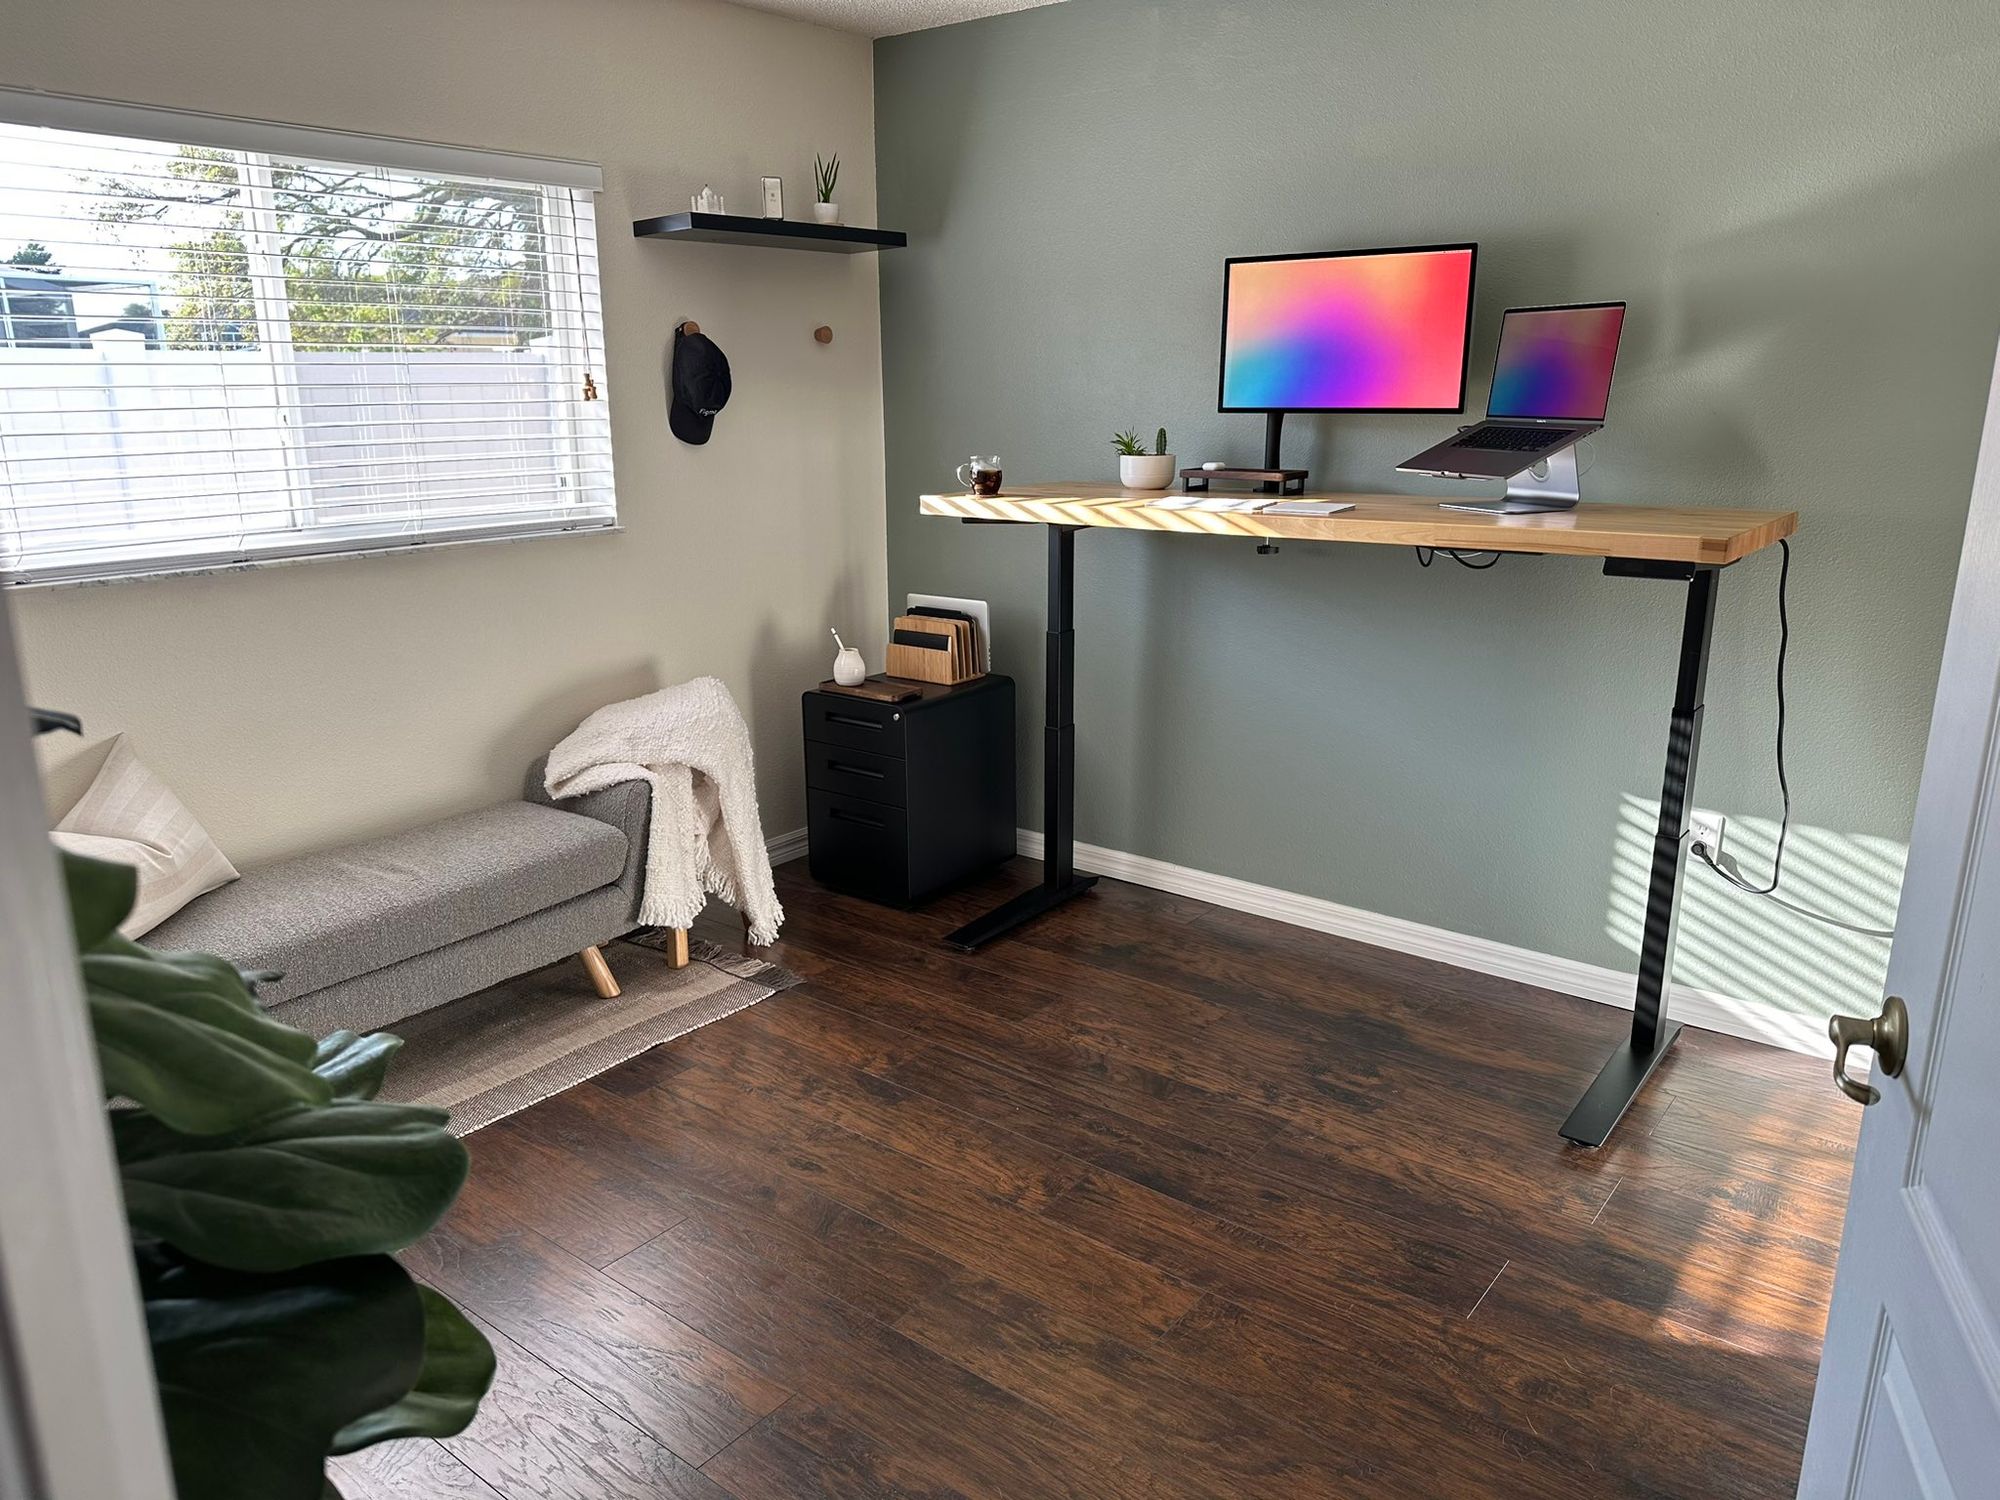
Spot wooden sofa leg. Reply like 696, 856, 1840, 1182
667, 929, 690, 969
580, 945, 621, 999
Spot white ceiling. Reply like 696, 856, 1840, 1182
728, 0, 1065, 39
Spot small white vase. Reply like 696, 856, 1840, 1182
1119, 453, 1176, 490
833, 645, 867, 686
812, 202, 841, 225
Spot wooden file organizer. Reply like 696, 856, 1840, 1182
886, 612, 981, 685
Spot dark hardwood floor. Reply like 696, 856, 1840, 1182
334, 857, 1858, 1500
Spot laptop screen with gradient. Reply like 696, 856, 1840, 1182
1486, 303, 1626, 423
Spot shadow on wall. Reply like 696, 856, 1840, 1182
33, 729, 117, 820
1664, 133, 2000, 510
1596, 139, 2000, 1047
488, 660, 665, 795
1607, 793, 1903, 1055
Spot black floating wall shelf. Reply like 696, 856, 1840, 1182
632, 212, 906, 254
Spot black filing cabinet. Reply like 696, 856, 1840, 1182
803, 676, 1015, 906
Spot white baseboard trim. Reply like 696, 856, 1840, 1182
768, 827, 810, 866
1016, 829, 1828, 1060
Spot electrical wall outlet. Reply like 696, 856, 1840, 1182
1689, 812, 1727, 860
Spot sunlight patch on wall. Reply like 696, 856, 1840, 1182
1606, 794, 1903, 1048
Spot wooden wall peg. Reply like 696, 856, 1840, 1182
813, 325, 834, 345
678, 320, 700, 336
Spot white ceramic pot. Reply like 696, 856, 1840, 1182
812, 202, 841, 225
1119, 453, 1177, 490
833, 645, 867, 686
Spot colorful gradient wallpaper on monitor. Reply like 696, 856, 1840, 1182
1486, 304, 1627, 421
1220, 245, 1476, 411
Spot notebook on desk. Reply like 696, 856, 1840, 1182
1260, 499, 1355, 517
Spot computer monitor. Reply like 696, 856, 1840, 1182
1219, 243, 1477, 478
1486, 302, 1626, 423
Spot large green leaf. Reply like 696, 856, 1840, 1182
331, 1287, 495, 1453
61, 849, 136, 949
116, 1102, 468, 1271
312, 1030, 402, 1102
88, 937, 328, 1134
141, 1246, 425, 1500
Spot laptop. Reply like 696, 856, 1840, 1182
1396, 302, 1627, 489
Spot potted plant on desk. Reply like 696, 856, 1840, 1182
1113, 426, 1176, 490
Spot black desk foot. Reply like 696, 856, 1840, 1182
945, 875, 1099, 951
1560, 1021, 1684, 1147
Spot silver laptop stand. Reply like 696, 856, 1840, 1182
1440, 444, 1581, 515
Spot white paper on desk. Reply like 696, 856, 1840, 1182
1259, 500, 1355, 517
1150, 493, 1274, 513
1183, 496, 1274, 513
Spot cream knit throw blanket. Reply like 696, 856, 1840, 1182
544, 676, 784, 944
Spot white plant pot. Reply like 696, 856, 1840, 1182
812, 202, 841, 225
1119, 453, 1176, 490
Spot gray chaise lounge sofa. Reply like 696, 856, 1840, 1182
145, 762, 687, 1036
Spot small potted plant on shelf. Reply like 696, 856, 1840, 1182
1113, 426, 1176, 490
813, 153, 841, 225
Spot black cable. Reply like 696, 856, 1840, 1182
1415, 547, 1501, 569
1689, 539, 1893, 939
1700, 537, 1789, 897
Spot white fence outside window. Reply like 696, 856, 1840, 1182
0, 93, 613, 587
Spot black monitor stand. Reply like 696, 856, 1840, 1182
1262, 412, 1288, 493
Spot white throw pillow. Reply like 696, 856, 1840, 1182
50, 735, 239, 939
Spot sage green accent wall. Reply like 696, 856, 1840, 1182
875, 0, 2000, 1035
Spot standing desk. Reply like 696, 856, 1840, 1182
919, 483, 1798, 1147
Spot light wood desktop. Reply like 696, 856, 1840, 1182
920, 483, 1795, 565
920, 481, 1800, 1148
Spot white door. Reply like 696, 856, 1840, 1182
1797, 342, 2000, 1495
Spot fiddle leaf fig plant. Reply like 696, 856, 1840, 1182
62, 850, 493, 1500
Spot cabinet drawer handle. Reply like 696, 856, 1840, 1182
829, 807, 885, 829
825, 712, 883, 732
827, 760, 885, 780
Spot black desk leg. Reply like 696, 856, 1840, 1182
1560, 564, 1721, 1147
946, 525, 1099, 950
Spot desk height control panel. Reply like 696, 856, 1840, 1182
802, 675, 1016, 908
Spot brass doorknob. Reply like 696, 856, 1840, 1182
1828, 995, 1909, 1106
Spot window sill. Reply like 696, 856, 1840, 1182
4, 518, 622, 591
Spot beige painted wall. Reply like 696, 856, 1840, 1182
8, 0, 886, 864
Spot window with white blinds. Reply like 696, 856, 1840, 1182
0, 92, 613, 587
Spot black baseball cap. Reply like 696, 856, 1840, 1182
669, 326, 732, 445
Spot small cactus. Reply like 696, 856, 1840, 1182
1155, 427, 1169, 455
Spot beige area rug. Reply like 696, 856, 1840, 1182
378, 933, 800, 1135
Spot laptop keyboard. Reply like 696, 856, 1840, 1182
1448, 427, 1567, 453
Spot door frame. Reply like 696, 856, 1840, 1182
0, 599, 175, 1500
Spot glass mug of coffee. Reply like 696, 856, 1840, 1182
956, 456, 1003, 497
